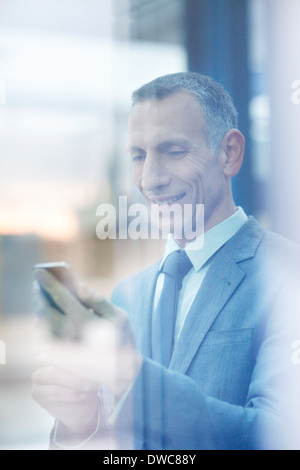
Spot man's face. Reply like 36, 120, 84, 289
128, 92, 230, 243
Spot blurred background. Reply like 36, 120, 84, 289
0, 0, 299, 449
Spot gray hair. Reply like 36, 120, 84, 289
132, 72, 238, 153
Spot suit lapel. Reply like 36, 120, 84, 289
169, 217, 265, 374
169, 256, 245, 373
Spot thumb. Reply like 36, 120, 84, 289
76, 283, 121, 322
77, 283, 135, 347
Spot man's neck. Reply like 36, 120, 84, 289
174, 204, 237, 248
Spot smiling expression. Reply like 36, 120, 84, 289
128, 92, 234, 245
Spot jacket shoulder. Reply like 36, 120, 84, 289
234, 216, 300, 270
259, 228, 300, 271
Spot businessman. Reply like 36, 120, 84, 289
32, 72, 300, 450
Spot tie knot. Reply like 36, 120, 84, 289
161, 250, 192, 289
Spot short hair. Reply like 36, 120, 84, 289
132, 72, 238, 152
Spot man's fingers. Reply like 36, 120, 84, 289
77, 286, 115, 320
32, 365, 98, 392
33, 282, 56, 315
48, 307, 81, 339
34, 269, 92, 325
76, 287, 136, 348
77, 285, 128, 325
34, 271, 128, 332
31, 383, 92, 405
33, 294, 80, 341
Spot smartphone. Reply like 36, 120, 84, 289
33, 261, 78, 314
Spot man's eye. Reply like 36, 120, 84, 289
132, 155, 145, 162
167, 150, 186, 157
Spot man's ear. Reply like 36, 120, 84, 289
220, 129, 245, 177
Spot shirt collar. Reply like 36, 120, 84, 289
161, 207, 248, 272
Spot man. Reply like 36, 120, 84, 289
32, 72, 300, 450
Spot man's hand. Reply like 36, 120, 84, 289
32, 353, 100, 440
31, 269, 143, 439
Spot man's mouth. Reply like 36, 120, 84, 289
150, 193, 186, 206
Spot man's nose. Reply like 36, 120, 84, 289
141, 153, 171, 192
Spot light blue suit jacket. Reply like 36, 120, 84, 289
111, 217, 300, 450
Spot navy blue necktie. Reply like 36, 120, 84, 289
152, 250, 192, 367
